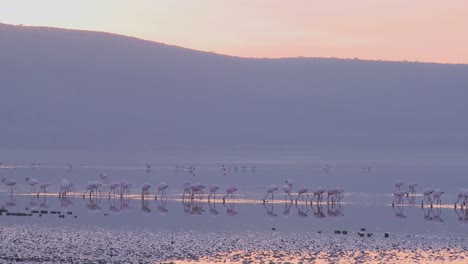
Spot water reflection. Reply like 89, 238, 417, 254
108, 198, 120, 213
392, 205, 407, 219
208, 201, 219, 216
25, 195, 39, 210
2, 194, 16, 209
39, 195, 48, 209
454, 208, 468, 225
84, 196, 101, 213
223, 201, 238, 216
59, 196, 75, 208
141, 197, 151, 214
295, 203, 308, 218
156, 198, 168, 215
263, 203, 277, 217
282, 202, 293, 217
312, 204, 326, 218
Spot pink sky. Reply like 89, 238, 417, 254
1, 0, 467, 64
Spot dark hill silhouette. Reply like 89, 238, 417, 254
1, 23, 467, 152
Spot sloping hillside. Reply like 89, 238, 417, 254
1, 23, 467, 152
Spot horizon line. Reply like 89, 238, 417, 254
2, 22, 467, 66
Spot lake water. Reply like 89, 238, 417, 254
0, 149, 467, 263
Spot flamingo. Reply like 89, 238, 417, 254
334, 187, 345, 203
310, 187, 326, 204
59, 179, 72, 197
392, 189, 409, 206
100, 173, 109, 185
432, 189, 444, 207
25, 178, 39, 193
394, 181, 404, 192
454, 189, 468, 208
263, 185, 278, 203
222, 186, 238, 204
83, 181, 102, 198
2, 178, 17, 193
283, 180, 293, 202
326, 188, 338, 204
191, 183, 205, 200
208, 184, 220, 201
120, 180, 132, 197
407, 183, 417, 196
141, 183, 152, 197
295, 186, 308, 204
182, 181, 192, 200
108, 181, 121, 198
37, 183, 49, 196
155, 182, 168, 200
421, 188, 434, 207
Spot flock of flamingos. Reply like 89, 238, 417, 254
1, 163, 468, 211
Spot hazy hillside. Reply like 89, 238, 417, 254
1, 23, 467, 152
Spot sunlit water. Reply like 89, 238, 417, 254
0, 149, 467, 262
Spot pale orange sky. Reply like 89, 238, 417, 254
1, 0, 467, 64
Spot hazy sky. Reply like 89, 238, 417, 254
1, 0, 467, 64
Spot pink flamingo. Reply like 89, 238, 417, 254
208, 184, 220, 201
421, 188, 434, 207
2, 178, 16, 193
141, 183, 152, 197
155, 182, 168, 200
263, 185, 278, 203
454, 189, 468, 208
222, 186, 238, 204
295, 186, 308, 204
310, 187, 326, 204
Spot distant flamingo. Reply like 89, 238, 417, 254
295, 186, 308, 204
392, 189, 409, 206
208, 184, 220, 201
2, 178, 16, 193
263, 185, 278, 203
394, 181, 404, 192
407, 183, 417, 196
310, 187, 326, 204
454, 189, 468, 208
334, 187, 345, 203
222, 186, 238, 204
326, 188, 338, 204
108, 181, 121, 198
182, 181, 192, 200
191, 183, 205, 200
432, 189, 444, 208
141, 183, 152, 197
26, 178, 39, 193
421, 188, 434, 207
120, 180, 132, 197
100, 173, 109, 185
155, 182, 168, 200
37, 183, 49, 196
283, 180, 293, 202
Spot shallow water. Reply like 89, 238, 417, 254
1, 149, 467, 262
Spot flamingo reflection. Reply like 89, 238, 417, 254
454, 207, 468, 225
295, 203, 308, 218
59, 196, 74, 208
223, 201, 238, 216
141, 197, 151, 214
108, 198, 120, 213
2, 194, 16, 209
156, 198, 168, 215
263, 202, 278, 218
311, 203, 326, 219
392, 204, 407, 219
282, 201, 293, 217
84, 196, 101, 213
208, 200, 219, 216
